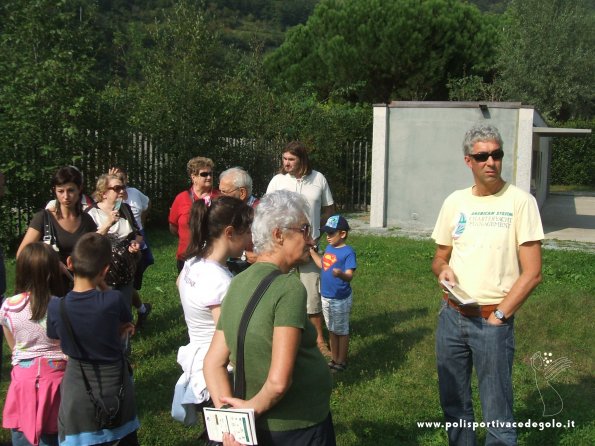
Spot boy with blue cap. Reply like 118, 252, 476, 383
309, 215, 357, 372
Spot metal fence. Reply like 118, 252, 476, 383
345, 139, 370, 212
1, 135, 370, 247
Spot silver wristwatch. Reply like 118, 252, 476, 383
493, 309, 507, 322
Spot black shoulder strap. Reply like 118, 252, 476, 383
119, 202, 140, 234
234, 269, 282, 400
83, 201, 98, 213
42, 210, 55, 244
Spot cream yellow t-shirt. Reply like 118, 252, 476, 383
432, 183, 544, 305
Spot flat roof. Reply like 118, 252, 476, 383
375, 101, 525, 109
533, 127, 592, 137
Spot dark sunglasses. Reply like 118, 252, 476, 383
468, 149, 504, 162
198, 171, 213, 178
107, 185, 125, 193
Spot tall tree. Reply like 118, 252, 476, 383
129, 1, 233, 194
0, 0, 100, 204
497, 0, 595, 120
265, 0, 497, 103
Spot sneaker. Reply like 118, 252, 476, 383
136, 303, 152, 330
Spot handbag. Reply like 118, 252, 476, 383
105, 239, 138, 288
59, 298, 126, 430
171, 348, 200, 425
104, 203, 141, 288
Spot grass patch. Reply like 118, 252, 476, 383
549, 184, 595, 193
1, 229, 594, 445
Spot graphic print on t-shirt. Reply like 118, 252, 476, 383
322, 253, 337, 271
452, 209, 514, 241
452, 212, 467, 239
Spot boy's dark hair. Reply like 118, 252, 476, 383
71, 233, 112, 279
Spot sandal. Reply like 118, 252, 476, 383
328, 361, 347, 372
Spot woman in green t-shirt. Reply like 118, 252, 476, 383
204, 190, 335, 446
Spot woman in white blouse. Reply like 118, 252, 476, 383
87, 173, 142, 309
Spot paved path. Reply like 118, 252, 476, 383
539, 192, 595, 244
347, 192, 595, 252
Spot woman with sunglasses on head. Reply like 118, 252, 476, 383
204, 190, 336, 446
169, 156, 220, 272
17, 167, 98, 294
86, 173, 142, 311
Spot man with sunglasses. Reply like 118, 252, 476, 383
266, 141, 335, 357
431, 123, 544, 445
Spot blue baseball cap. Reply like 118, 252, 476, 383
322, 215, 350, 232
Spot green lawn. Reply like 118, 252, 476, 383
549, 185, 595, 193
1, 229, 594, 445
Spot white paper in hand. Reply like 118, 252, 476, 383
441, 280, 478, 306
203, 407, 258, 445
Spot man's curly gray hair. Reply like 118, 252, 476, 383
462, 123, 503, 156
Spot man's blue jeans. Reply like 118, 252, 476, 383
436, 302, 517, 446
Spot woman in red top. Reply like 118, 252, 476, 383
169, 157, 219, 272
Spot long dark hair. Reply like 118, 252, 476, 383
183, 196, 253, 260
51, 166, 84, 219
15, 242, 63, 321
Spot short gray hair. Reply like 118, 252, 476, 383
462, 123, 503, 155
252, 190, 310, 254
219, 167, 253, 196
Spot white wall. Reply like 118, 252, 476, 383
370, 102, 541, 229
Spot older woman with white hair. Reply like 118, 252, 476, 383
204, 190, 335, 446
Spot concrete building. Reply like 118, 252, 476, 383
370, 101, 589, 230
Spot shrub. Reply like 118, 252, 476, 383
550, 118, 594, 187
